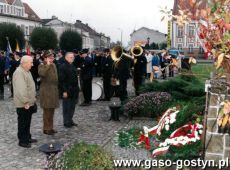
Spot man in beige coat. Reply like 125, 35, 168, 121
13, 55, 37, 148
38, 50, 59, 135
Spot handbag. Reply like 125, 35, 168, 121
30, 103, 37, 114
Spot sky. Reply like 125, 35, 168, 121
23, 0, 174, 46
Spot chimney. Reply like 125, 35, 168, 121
52, 15, 58, 19
76, 20, 81, 23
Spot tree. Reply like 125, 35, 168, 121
159, 42, 167, 50
150, 42, 159, 49
0, 23, 25, 51
59, 29, 82, 51
30, 27, 58, 50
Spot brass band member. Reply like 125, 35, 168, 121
79, 49, 93, 106
133, 49, 147, 96
101, 48, 113, 101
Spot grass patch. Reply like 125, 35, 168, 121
59, 143, 114, 170
191, 64, 214, 82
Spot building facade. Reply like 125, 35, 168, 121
0, 0, 42, 40
75, 20, 110, 50
130, 27, 166, 47
171, 0, 207, 58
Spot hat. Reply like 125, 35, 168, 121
73, 49, 79, 54
15, 51, 22, 57
80, 48, 89, 54
43, 50, 54, 58
103, 48, 110, 53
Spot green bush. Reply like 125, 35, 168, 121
0, 23, 25, 51
139, 75, 205, 101
60, 29, 82, 51
124, 92, 172, 118
30, 27, 58, 50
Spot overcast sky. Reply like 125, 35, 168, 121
23, 0, 174, 46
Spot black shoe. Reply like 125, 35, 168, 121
80, 102, 90, 106
29, 139, 37, 143
64, 124, 72, 128
19, 143, 31, 148
71, 122, 78, 126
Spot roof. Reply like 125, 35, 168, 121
6, 0, 14, 5
130, 27, 166, 36
172, 0, 207, 20
42, 19, 53, 25
23, 3, 41, 22
74, 20, 100, 36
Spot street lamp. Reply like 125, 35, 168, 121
117, 28, 123, 47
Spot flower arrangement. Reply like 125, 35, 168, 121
124, 92, 172, 118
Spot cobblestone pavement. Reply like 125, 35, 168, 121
0, 78, 157, 169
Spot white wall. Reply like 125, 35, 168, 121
130, 28, 166, 46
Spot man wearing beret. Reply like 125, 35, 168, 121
79, 49, 93, 106
101, 48, 113, 101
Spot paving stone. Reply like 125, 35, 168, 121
0, 78, 144, 169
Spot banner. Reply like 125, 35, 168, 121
167, 21, 171, 48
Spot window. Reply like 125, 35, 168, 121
177, 26, 183, 37
178, 44, 183, 51
199, 46, 204, 54
188, 25, 195, 37
29, 26, 34, 35
0, 5, 3, 13
188, 44, 193, 53
25, 26, 29, 36
16, 8, 21, 16
7, 5, 9, 13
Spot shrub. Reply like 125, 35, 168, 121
139, 75, 205, 101
124, 92, 172, 118
59, 29, 82, 51
30, 27, 58, 50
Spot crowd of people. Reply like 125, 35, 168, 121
0, 47, 182, 148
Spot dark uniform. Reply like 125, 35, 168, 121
133, 55, 147, 96
31, 54, 40, 91
101, 49, 113, 101
0, 54, 5, 99
113, 57, 132, 102
79, 49, 93, 105
60, 60, 79, 127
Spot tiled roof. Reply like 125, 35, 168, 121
173, 0, 207, 20
23, 3, 41, 22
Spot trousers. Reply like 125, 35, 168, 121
63, 98, 76, 125
43, 108, 55, 131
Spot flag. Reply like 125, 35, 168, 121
5, 37, 12, 70
15, 40, 20, 52
26, 40, 31, 56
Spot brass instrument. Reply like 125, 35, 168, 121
111, 46, 133, 62
130, 45, 144, 57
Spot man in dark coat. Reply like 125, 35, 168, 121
30, 52, 40, 91
60, 52, 79, 128
133, 53, 147, 96
79, 49, 93, 106
0, 52, 5, 99
101, 48, 113, 101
